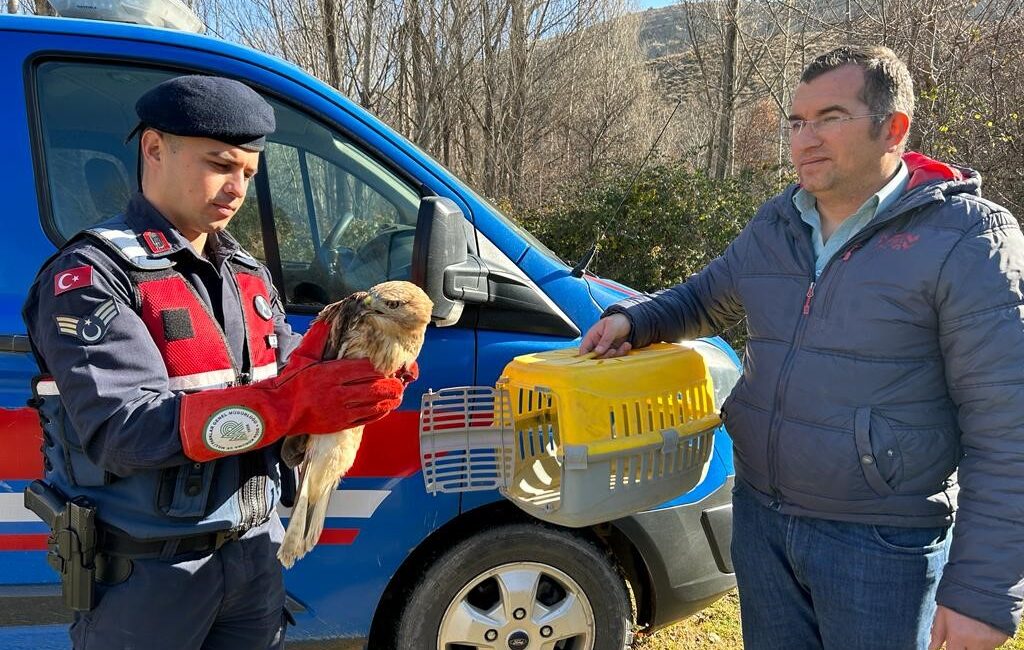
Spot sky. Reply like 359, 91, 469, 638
634, 0, 678, 10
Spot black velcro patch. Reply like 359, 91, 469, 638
161, 308, 195, 342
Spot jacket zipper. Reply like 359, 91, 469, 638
765, 192, 935, 501
815, 243, 862, 318
766, 277, 815, 502
767, 241, 866, 500
225, 261, 270, 530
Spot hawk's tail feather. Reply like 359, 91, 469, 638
278, 481, 310, 569
301, 480, 337, 556
277, 458, 340, 568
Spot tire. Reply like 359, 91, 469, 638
394, 521, 632, 650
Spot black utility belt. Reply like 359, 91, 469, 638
24, 480, 253, 611
101, 526, 246, 560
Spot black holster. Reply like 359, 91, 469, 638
24, 480, 97, 611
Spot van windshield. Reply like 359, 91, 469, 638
402, 139, 567, 266
465, 186, 567, 266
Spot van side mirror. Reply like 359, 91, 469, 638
412, 197, 488, 327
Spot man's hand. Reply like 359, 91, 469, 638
579, 314, 633, 359
929, 605, 1009, 650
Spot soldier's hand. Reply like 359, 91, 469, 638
579, 314, 632, 359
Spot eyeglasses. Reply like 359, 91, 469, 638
783, 113, 891, 137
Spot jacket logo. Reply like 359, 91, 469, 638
876, 233, 920, 251
54, 300, 119, 344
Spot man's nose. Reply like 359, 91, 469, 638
790, 127, 822, 157
223, 171, 247, 199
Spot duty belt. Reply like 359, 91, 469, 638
101, 526, 244, 559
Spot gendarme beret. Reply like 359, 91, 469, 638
129, 75, 275, 151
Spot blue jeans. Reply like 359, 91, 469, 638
731, 482, 951, 650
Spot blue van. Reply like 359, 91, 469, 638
0, 10, 738, 649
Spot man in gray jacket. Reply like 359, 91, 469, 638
581, 46, 1022, 649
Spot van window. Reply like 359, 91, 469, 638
33, 62, 264, 242
261, 100, 420, 306
33, 62, 418, 309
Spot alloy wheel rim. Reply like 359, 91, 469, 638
437, 561, 596, 650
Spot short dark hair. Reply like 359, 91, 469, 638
801, 46, 914, 138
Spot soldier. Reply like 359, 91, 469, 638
21, 75, 412, 649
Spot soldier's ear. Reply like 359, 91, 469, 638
140, 129, 165, 165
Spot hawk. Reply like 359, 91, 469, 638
277, 281, 432, 568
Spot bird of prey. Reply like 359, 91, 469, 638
277, 281, 432, 568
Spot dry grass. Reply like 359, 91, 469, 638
634, 591, 1024, 650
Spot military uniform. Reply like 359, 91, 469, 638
22, 76, 405, 650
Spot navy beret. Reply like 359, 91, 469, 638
130, 75, 275, 151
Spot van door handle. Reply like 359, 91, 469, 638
0, 335, 32, 353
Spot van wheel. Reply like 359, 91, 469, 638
395, 522, 632, 650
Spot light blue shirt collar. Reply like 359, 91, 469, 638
794, 161, 910, 277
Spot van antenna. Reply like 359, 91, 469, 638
570, 97, 683, 279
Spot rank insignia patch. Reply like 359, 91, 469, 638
55, 299, 120, 344
143, 230, 172, 254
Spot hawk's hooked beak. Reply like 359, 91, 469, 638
363, 293, 388, 315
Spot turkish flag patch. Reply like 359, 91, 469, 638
53, 265, 94, 296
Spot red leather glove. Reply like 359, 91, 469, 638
178, 321, 405, 461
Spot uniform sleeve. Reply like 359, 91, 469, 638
603, 218, 751, 348
22, 246, 188, 475
934, 207, 1024, 636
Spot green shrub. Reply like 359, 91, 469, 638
515, 163, 779, 349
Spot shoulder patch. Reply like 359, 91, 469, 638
54, 265, 94, 296
86, 224, 174, 270
54, 299, 120, 344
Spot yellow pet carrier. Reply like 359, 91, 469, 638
419, 342, 736, 528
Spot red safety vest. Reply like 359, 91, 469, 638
37, 224, 278, 396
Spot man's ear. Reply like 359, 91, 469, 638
886, 112, 911, 152
140, 129, 164, 166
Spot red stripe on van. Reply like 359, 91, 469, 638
317, 529, 358, 545
0, 534, 47, 551
1, 408, 44, 480
346, 410, 421, 479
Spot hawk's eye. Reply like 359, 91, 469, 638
383, 299, 404, 309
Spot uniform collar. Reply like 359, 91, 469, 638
124, 193, 251, 268
124, 193, 195, 259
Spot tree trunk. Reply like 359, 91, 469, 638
714, 0, 738, 179
322, 0, 341, 89
506, 0, 528, 200
358, 0, 375, 108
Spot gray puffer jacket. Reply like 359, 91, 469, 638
606, 153, 1024, 635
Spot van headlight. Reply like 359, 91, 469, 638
676, 339, 741, 412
